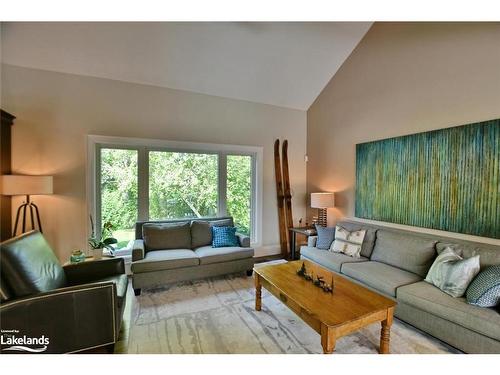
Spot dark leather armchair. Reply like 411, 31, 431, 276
0, 231, 128, 353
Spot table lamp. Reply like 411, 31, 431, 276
311, 192, 335, 227
0, 175, 53, 236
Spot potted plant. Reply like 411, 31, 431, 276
88, 216, 117, 259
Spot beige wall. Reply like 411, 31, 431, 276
2, 64, 307, 261
307, 22, 500, 240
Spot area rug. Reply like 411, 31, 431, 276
127, 272, 459, 354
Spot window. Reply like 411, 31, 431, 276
227, 155, 252, 236
89, 136, 262, 249
98, 148, 138, 248
149, 151, 218, 220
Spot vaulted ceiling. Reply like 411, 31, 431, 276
1, 22, 372, 110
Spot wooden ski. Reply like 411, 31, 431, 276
274, 139, 288, 258
282, 140, 293, 258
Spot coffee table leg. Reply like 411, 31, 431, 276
380, 307, 394, 354
321, 323, 336, 354
255, 273, 262, 311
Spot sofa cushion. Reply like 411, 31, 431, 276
131, 249, 199, 273
300, 246, 368, 273
142, 222, 192, 251
397, 281, 500, 341
191, 218, 234, 249
341, 261, 422, 297
195, 246, 254, 265
336, 221, 377, 258
370, 230, 437, 277
436, 242, 500, 268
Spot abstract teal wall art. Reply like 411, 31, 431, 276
355, 119, 499, 239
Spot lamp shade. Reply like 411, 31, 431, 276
0, 175, 53, 196
310, 192, 335, 208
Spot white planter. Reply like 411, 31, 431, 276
93, 248, 103, 260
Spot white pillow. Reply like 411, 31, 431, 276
425, 247, 480, 298
330, 226, 366, 258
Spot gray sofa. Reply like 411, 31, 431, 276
131, 217, 254, 296
300, 219, 500, 354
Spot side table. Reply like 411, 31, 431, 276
288, 227, 317, 260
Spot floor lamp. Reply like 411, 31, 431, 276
0, 175, 53, 236
311, 192, 335, 227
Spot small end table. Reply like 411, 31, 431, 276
288, 227, 317, 260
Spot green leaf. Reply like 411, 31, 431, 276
103, 237, 118, 245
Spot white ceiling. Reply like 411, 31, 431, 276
1, 22, 371, 110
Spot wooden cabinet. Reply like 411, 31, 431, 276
1, 110, 16, 241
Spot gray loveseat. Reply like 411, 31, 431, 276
300, 219, 500, 354
131, 217, 254, 295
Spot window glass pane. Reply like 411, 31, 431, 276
227, 155, 252, 236
100, 148, 138, 249
149, 151, 218, 220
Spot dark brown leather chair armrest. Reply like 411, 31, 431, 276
0, 282, 118, 353
63, 257, 125, 285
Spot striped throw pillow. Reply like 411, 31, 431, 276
330, 226, 366, 258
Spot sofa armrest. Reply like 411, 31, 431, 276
236, 233, 251, 248
132, 239, 145, 261
307, 236, 318, 247
63, 257, 125, 285
0, 282, 118, 353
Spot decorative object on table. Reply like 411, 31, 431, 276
315, 225, 335, 250
288, 226, 318, 260
273, 138, 294, 259
88, 216, 117, 260
466, 265, 500, 307
330, 226, 366, 258
425, 247, 480, 298
310, 192, 335, 227
295, 262, 334, 294
356, 119, 500, 239
211, 226, 239, 248
0, 174, 53, 236
70, 250, 86, 263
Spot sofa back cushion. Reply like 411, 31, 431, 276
370, 230, 437, 277
143, 222, 192, 251
336, 221, 377, 258
0, 231, 67, 298
436, 242, 500, 268
191, 218, 234, 249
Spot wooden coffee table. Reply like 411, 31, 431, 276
254, 259, 396, 354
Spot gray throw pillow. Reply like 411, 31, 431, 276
315, 225, 335, 250
425, 247, 480, 298
142, 221, 192, 251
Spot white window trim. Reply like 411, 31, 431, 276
86, 135, 263, 247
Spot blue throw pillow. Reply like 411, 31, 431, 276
315, 225, 336, 250
466, 265, 500, 307
212, 226, 239, 248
